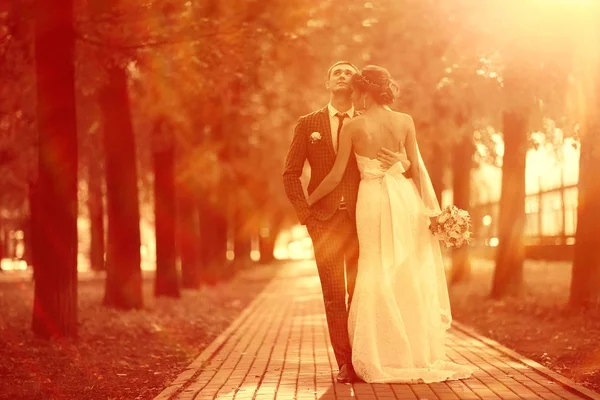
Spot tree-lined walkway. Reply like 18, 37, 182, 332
154, 260, 600, 400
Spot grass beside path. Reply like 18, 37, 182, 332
0, 262, 281, 400
449, 257, 600, 394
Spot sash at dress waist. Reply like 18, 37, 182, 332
378, 163, 415, 274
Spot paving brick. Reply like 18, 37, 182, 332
153, 261, 600, 400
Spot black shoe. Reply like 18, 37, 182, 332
336, 364, 357, 383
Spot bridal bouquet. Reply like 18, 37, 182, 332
429, 205, 473, 248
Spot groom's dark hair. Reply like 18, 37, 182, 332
327, 61, 359, 79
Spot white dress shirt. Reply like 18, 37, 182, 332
327, 103, 354, 153
327, 103, 354, 207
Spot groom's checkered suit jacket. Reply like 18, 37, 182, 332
283, 106, 361, 225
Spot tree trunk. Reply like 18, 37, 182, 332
491, 110, 527, 298
31, 0, 78, 338
197, 202, 210, 282
178, 190, 200, 289
153, 143, 179, 297
258, 234, 276, 264
258, 223, 279, 264
450, 136, 474, 284
88, 157, 105, 271
428, 144, 444, 205
198, 202, 228, 284
28, 181, 40, 273
233, 208, 252, 269
100, 66, 143, 309
570, 107, 600, 308
22, 213, 33, 268
209, 213, 228, 279
234, 234, 252, 267
0, 214, 4, 268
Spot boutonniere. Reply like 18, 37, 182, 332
309, 131, 322, 144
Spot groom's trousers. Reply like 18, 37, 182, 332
306, 209, 359, 368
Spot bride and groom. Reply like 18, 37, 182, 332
282, 61, 474, 383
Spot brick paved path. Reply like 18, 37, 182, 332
155, 261, 600, 400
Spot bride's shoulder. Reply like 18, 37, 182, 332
386, 110, 414, 126
391, 111, 414, 122
348, 114, 367, 128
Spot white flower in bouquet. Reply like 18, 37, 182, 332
429, 205, 473, 248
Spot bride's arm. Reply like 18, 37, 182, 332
307, 123, 354, 206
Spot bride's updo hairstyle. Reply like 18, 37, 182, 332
351, 65, 399, 105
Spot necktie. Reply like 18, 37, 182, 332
335, 113, 348, 151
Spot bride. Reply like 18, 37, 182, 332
307, 65, 474, 383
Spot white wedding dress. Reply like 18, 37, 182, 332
349, 153, 474, 383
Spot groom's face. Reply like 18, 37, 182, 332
326, 64, 357, 94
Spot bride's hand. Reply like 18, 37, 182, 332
377, 148, 410, 171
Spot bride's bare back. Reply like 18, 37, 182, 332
350, 109, 410, 159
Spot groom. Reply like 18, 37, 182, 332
282, 61, 406, 383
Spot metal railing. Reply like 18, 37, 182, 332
470, 184, 578, 249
